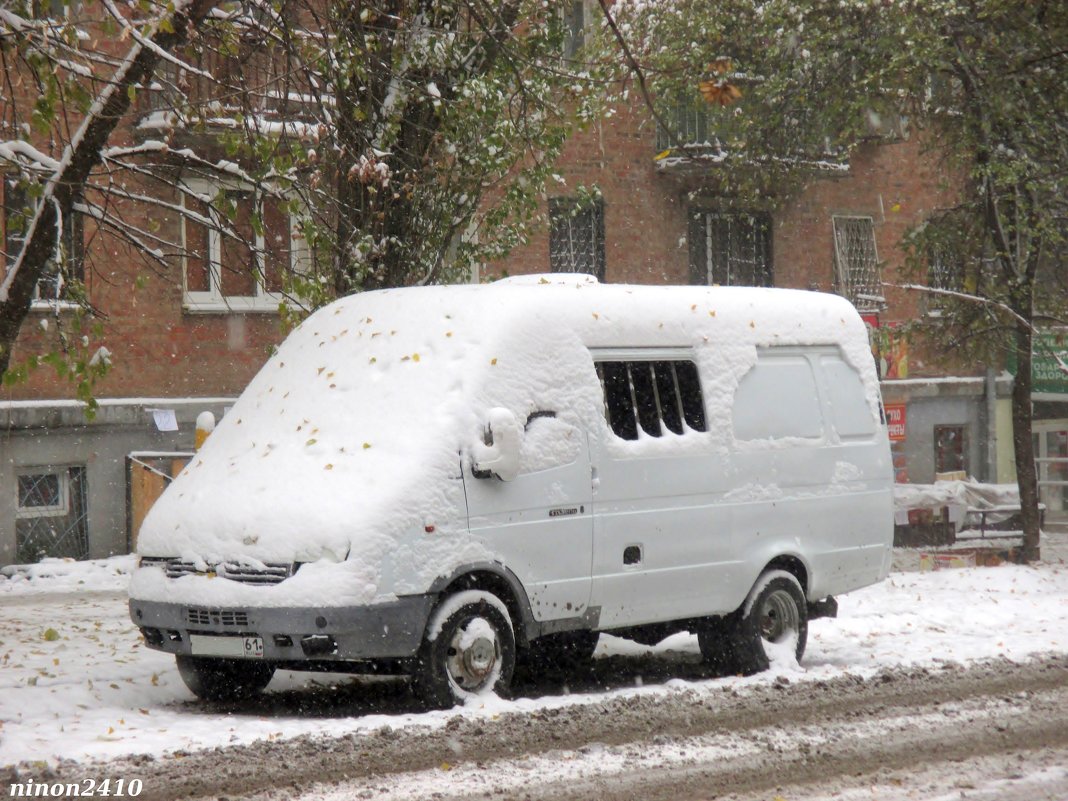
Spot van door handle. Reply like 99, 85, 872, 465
623, 545, 642, 565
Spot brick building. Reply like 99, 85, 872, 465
502, 98, 1066, 516
2, 13, 1066, 566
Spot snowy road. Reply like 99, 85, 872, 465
3, 555, 1068, 799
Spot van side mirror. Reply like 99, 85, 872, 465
472, 408, 522, 481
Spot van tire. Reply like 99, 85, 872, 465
521, 630, 599, 672
699, 571, 808, 676
411, 591, 516, 709
175, 655, 275, 701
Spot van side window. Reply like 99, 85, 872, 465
595, 360, 707, 440
819, 356, 877, 439
733, 353, 823, 441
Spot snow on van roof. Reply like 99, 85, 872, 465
134, 279, 876, 606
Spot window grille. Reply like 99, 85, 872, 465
15, 466, 89, 563
549, 196, 605, 280
656, 103, 711, 151
595, 360, 706, 441
927, 243, 964, 292
832, 215, 883, 310
701, 212, 772, 286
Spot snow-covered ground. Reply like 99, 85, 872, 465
1, 553, 1067, 768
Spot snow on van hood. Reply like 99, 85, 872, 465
135, 277, 877, 603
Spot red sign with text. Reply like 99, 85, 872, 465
885, 403, 907, 441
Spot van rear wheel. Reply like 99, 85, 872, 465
175, 655, 275, 701
699, 570, 807, 676
411, 590, 516, 709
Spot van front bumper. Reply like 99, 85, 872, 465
128, 595, 435, 661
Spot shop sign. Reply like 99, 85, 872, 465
884, 403, 907, 441
1032, 331, 1068, 394
1008, 329, 1068, 395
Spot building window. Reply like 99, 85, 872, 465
17, 471, 68, 517
934, 425, 967, 476
595, 359, 706, 441
15, 466, 89, 563
2, 177, 84, 307
832, 215, 884, 311
924, 242, 964, 316
927, 244, 963, 292
182, 181, 303, 312
689, 210, 772, 286
549, 196, 605, 280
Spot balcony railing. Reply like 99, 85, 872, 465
134, 45, 318, 127
654, 100, 847, 171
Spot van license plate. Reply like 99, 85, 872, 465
190, 635, 264, 659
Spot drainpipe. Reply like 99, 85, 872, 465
986, 368, 998, 482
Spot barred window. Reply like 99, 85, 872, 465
549, 196, 605, 280
15, 466, 89, 563
689, 211, 772, 286
832, 215, 884, 311
928, 243, 964, 292
595, 360, 706, 441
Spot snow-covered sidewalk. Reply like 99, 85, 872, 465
2, 555, 1067, 768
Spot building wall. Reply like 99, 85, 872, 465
881, 380, 990, 484
496, 103, 691, 285
2, 186, 287, 402
492, 105, 966, 384
0, 399, 232, 565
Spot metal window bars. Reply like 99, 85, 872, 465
832, 215, 884, 311
595, 360, 706, 440
704, 212, 772, 287
15, 466, 89, 562
549, 197, 605, 280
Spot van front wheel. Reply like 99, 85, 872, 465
411, 590, 516, 708
700, 571, 807, 676
175, 655, 275, 701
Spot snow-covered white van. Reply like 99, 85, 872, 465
129, 275, 893, 706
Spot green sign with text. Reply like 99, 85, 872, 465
1031, 331, 1068, 395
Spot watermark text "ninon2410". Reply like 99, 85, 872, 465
8, 778, 143, 798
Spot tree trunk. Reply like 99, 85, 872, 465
0, 0, 214, 380
1010, 321, 1042, 562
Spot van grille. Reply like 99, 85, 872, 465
162, 559, 293, 584
187, 608, 250, 628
